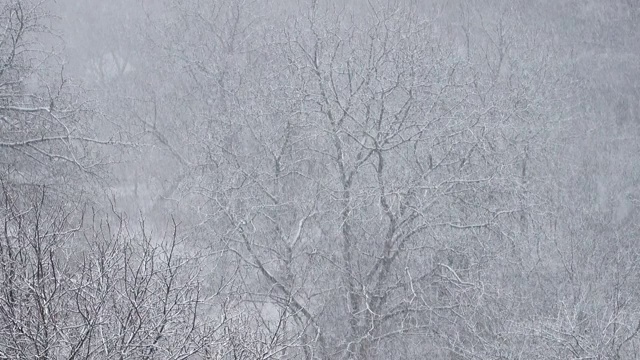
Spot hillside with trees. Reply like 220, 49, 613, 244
1, 0, 639, 358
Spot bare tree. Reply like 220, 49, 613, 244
0, 0, 119, 186
0, 181, 237, 359
182, 1, 569, 358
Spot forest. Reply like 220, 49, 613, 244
1, 0, 640, 358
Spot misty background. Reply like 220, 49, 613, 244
1, 0, 639, 358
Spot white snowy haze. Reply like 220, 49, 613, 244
1, 0, 639, 358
